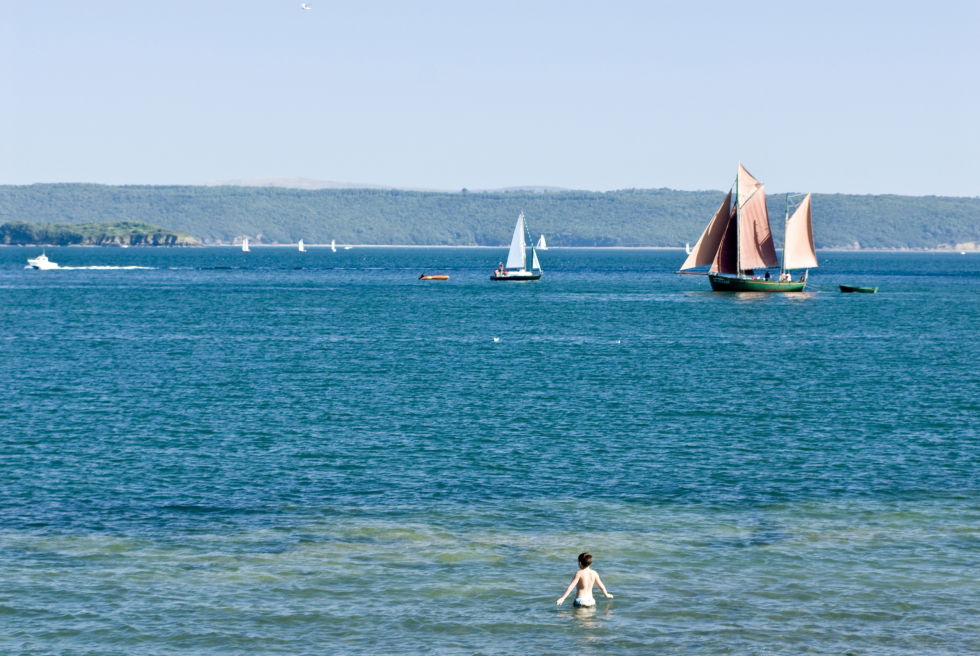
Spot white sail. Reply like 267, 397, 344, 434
531, 247, 541, 271
242, 237, 250, 253
536, 234, 548, 250
298, 239, 306, 252
330, 239, 337, 253
685, 242, 691, 254
505, 211, 527, 270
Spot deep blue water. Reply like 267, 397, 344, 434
1, 247, 978, 655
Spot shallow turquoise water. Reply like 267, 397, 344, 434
1, 247, 977, 654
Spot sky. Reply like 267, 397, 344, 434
2, 0, 978, 196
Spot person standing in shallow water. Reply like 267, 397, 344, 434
556, 552, 613, 607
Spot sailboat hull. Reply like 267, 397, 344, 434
490, 272, 541, 281
708, 274, 806, 292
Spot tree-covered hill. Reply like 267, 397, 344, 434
0, 184, 976, 249
0, 220, 199, 246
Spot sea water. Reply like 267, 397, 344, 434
1, 247, 977, 655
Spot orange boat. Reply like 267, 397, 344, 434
419, 274, 450, 280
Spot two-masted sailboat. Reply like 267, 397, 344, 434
491, 211, 542, 281
679, 163, 818, 291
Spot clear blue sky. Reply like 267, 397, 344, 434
3, 0, 978, 195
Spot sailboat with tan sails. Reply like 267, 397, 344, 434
678, 163, 818, 291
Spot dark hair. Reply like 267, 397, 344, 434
578, 552, 592, 568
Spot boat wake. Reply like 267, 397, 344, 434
26, 265, 157, 270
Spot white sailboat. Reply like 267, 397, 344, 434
330, 239, 337, 253
242, 237, 251, 253
536, 234, 548, 250
298, 239, 307, 253
685, 242, 692, 254
490, 211, 542, 281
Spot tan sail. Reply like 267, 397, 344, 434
735, 163, 779, 271
679, 191, 732, 270
782, 193, 818, 270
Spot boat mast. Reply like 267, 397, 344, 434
735, 171, 741, 277
782, 193, 808, 280
522, 211, 536, 271
782, 193, 790, 277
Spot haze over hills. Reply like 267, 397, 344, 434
204, 177, 569, 194
0, 183, 977, 250
204, 177, 438, 192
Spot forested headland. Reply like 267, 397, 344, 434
0, 184, 977, 250
0, 220, 199, 247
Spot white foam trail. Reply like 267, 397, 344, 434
50, 266, 156, 270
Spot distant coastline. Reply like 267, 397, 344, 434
6, 242, 974, 253
2, 183, 977, 251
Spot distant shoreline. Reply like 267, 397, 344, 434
5, 244, 976, 253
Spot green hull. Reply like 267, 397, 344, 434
708, 274, 806, 292
839, 285, 877, 293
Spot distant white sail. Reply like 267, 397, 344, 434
330, 239, 337, 253
685, 242, 691, 254
298, 239, 306, 252
242, 237, 250, 253
536, 234, 548, 250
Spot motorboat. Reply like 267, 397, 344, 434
27, 253, 59, 270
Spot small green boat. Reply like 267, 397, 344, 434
839, 284, 878, 293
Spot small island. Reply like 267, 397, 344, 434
0, 220, 200, 247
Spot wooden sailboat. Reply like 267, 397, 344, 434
678, 163, 818, 292
491, 211, 542, 281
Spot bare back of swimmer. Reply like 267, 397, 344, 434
556, 552, 613, 607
